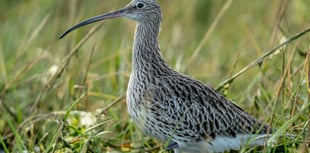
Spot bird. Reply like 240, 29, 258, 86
59, 0, 273, 152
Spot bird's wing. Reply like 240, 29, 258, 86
149, 74, 269, 142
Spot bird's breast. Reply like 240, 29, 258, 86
126, 73, 151, 128
126, 73, 171, 141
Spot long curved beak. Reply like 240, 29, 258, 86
59, 7, 130, 39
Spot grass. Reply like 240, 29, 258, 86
0, 0, 309, 152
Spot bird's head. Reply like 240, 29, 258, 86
59, 0, 162, 39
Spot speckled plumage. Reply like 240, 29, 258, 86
59, 0, 272, 152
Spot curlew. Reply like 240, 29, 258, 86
60, 0, 275, 152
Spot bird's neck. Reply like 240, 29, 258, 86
132, 21, 171, 75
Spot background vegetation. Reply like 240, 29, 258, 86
0, 0, 309, 152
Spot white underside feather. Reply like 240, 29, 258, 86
174, 134, 271, 153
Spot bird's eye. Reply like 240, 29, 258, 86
136, 2, 145, 9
